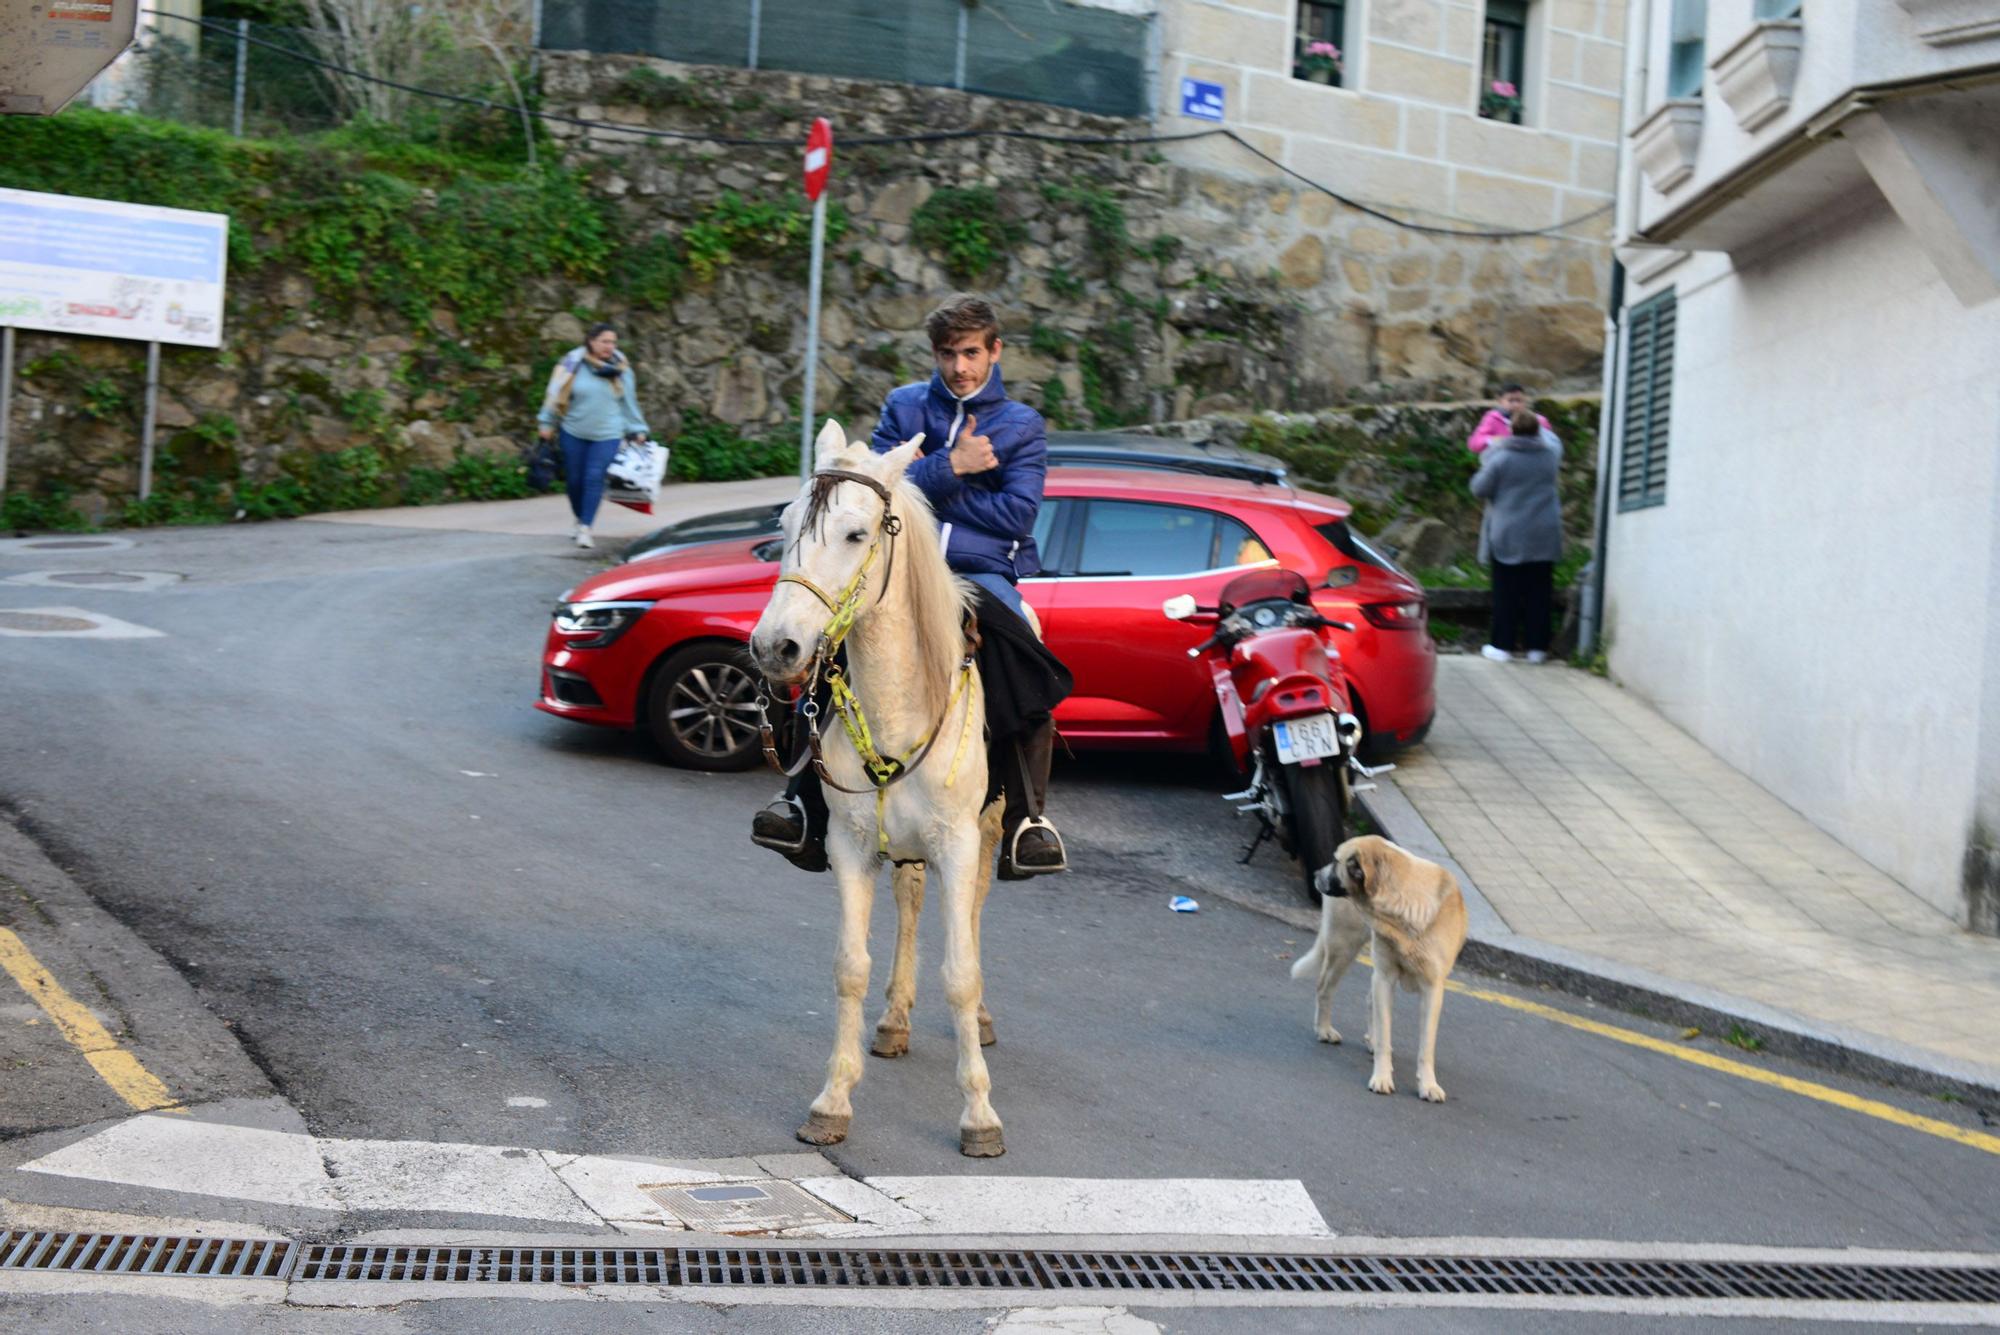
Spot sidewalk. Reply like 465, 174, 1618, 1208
1366, 654, 2000, 1094
301, 476, 801, 539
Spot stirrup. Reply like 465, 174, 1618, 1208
1004, 816, 1068, 873
751, 795, 809, 855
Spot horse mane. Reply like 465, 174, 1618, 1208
882, 469, 974, 721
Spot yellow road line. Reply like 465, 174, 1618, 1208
0, 927, 179, 1112
1442, 971, 2000, 1156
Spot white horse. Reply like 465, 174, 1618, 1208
749, 420, 1009, 1157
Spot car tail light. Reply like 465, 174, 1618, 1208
1360, 599, 1426, 630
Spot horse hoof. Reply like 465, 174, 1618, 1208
978, 1016, 997, 1047
796, 1112, 851, 1146
871, 1028, 909, 1058
959, 1125, 1005, 1158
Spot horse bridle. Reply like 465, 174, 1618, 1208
756, 469, 977, 825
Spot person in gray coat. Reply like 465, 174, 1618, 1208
1469, 409, 1563, 663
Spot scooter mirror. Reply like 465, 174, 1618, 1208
1161, 594, 1199, 621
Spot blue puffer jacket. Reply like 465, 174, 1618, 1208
869, 369, 1046, 580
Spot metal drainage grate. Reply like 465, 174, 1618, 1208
681, 1248, 1041, 1289
0, 1230, 293, 1279
7, 1232, 1998, 1304
0, 611, 99, 633
294, 1245, 671, 1285
647, 1180, 852, 1234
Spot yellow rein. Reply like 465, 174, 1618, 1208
774, 506, 976, 856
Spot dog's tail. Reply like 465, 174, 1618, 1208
1289, 935, 1325, 981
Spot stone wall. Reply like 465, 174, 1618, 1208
2, 53, 1610, 520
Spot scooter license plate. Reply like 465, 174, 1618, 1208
1274, 713, 1340, 765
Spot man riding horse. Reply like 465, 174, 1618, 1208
753, 295, 1070, 880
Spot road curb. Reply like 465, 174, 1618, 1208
1353, 781, 2000, 1109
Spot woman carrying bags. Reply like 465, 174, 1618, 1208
538, 322, 649, 550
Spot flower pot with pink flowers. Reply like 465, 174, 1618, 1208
1480, 79, 1524, 123
1296, 41, 1344, 85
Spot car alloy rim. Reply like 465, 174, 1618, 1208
668, 661, 763, 758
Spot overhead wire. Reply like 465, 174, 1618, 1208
142, 8, 1612, 241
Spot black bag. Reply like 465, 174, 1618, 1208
525, 434, 564, 491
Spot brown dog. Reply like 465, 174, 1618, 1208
1295, 835, 1468, 1102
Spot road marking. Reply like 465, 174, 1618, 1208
21, 1114, 1330, 1237
0, 605, 165, 638
1440, 973, 2000, 1157
0, 928, 179, 1113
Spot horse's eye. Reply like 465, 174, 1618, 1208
846, 530, 867, 544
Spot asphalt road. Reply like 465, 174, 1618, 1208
1, 519, 1997, 1328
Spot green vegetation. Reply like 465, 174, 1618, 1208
910, 186, 1024, 284
1723, 1024, 1765, 1053
684, 190, 849, 283
1041, 181, 1128, 273
668, 410, 799, 482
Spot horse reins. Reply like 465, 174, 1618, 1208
756, 469, 978, 854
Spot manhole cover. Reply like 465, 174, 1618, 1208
645, 1181, 851, 1235
0, 612, 98, 633
48, 572, 145, 586
30, 541, 112, 550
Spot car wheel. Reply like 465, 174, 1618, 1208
1278, 757, 1347, 906
645, 642, 765, 771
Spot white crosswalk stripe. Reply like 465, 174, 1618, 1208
19, 1113, 1333, 1238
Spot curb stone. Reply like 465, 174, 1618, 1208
1351, 780, 2000, 1111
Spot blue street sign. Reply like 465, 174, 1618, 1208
1179, 77, 1225, 123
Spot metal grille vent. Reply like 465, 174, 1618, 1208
294, 1245, 671, 1284
680, 1248, 1041, 1289
0, 1230, 293, 1279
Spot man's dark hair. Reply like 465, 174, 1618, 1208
1498, 381, 1526, 396
926, 295, 1001, 351
1509, 408, 1540, 436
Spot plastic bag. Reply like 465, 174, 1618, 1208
605, 438, 669, 514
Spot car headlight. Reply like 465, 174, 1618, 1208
552, 600, 653, 648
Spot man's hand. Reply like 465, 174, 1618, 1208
951, 415, 999, 476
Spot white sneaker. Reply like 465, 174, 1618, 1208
1480, 644, 1513, 663
1525, 650, 1549, 664
574, 526, 594, 550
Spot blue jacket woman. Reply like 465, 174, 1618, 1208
537, 322, 649, 550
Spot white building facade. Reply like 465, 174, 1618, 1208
1601, 0, 2000, 931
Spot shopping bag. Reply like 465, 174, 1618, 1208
605, 437, 669, 514
525, 434, 564, 491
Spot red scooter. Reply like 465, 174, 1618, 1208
1164, 568, 1390, 903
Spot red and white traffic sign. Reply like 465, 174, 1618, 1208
803, 117, 833, 202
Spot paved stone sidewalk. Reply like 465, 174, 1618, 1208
1385, 655, 2000, 1077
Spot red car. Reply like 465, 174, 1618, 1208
537, 455, 1436, 771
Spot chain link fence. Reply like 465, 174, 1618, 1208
536, 0, 1155, 119
97, 16, 517, 146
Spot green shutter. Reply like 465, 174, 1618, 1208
1619, 292, 1674, 511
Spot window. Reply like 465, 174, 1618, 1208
1294, 1, 1347, 88
1618, 292, 1675, 511
1667, 0, 1706, 98
1073, 501, 1243, 578
1753, 0, 1801, 17
1030, 499, 1065, 561
1215, 517, 1273, 569
1480, 1, 1528, 124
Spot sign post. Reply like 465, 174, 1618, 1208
0, 186, 227, 507
798, 117, 833, 480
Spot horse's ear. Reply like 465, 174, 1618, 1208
879, 432, 925, 478
813, 418, 848, 468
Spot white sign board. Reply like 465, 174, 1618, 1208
0, 186, 228, 347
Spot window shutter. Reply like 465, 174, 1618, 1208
1619, 292, 1674, 510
